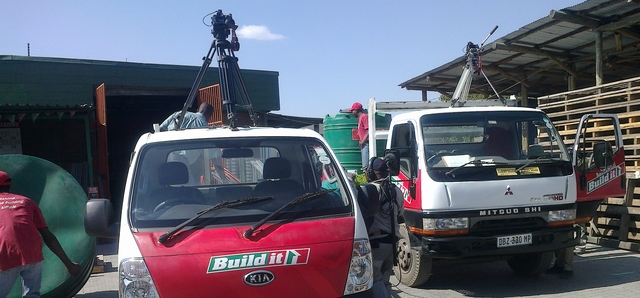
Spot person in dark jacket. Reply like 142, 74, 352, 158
366, 158, 404, 297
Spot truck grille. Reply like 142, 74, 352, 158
470, 217, 547, 235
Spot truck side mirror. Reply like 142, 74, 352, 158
593, 141, 613, 168
84, 199, 119, 238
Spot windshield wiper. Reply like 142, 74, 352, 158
158, 196, 272, 244
515, 156, 551, 174
445, 158, 506, 177
244, 189, 335, 238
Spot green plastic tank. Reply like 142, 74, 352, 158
323, 112, 391, 173
0, 154, 95, 298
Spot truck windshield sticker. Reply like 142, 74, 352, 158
587, 165, 623, 194
207, 248, 310, 273
496, 167, 540, 176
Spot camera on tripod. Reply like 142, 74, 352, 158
211, 10, 237, 41
179, 9, 255, 129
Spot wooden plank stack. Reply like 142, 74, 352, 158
537, 76, 640, 251
538, 76, 640, 172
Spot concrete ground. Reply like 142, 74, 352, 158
74, 240, 118, 298
74, 241, 640, 298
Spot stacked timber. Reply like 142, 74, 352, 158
538, 76, 640, 172
587, 178, 640, 251
538, 76, 640, 251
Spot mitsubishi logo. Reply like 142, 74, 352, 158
504, 185, 513, 195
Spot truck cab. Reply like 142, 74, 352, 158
84, 126, 374, 297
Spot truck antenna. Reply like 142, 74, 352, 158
177, 9, 258, 130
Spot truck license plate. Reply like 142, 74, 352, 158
497, 233, 532, 248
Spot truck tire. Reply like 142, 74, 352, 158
393, 224, 431, 287
507, 251, 554, 276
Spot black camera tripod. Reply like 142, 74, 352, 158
177, 9, 258, 129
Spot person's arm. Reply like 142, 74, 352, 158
39, 227, 82, 276
359, 114, 369, 148
395, 187, 405, 223
361, 132, 369, 144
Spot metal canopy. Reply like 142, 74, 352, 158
400, 0, 640, 99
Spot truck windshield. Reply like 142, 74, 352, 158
421, 110, 569, 168
129, 137, 352, 229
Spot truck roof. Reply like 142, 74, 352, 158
390, 106, 544, 122
134, 126, 323, 150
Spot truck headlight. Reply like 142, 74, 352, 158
419, 218, 469, 236
119, 258, 159, 298
548, 209, 576, 226
343, 238, 373, 295
424, 218, 469, 230
418, 217, 469, 236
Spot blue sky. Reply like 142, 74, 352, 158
1, 0, 581, 118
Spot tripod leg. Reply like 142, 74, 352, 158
218, 53, 238, 128
229, 61, 258, 126
480, 70, 506, 105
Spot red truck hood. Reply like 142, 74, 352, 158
134, 216, 355, 297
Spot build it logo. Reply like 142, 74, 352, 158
207, 249, 310, 273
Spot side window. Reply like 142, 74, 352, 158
390, 123, 412, 177
313, 146, 339, 190
575, 117, 619, 170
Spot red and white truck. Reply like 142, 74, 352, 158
85, 127, 375, 297
367, 98, 626, 286
366, 27, 627, 286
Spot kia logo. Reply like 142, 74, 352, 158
244, 270, 274, 286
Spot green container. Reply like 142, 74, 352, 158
323, 112, 391, 173
0, 155, 95, 298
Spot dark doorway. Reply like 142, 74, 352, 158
105, 89, 192, 214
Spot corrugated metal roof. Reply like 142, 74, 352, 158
400, 0, 640, 99
0, 55, 279, 111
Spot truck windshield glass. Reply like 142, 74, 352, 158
129, 137, 352, 229
421, 111, 569, 168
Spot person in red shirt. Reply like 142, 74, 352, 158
349, 102, 369, 169
0, 171, 81, 298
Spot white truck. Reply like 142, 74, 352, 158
366, 28, 627, 287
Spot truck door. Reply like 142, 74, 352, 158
389, 121, 420, 210
572, 114, 625, 210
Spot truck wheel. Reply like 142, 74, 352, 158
392, 224, 431, 287
507, 251, 554, 276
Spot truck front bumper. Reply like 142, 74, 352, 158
421, 225, 580, 258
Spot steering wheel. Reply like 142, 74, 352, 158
153, 199, 184, 213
